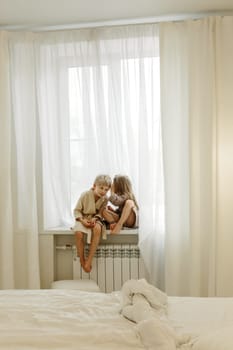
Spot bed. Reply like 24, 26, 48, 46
0, 279, 233, 350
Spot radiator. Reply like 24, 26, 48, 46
73, 244, 146, 292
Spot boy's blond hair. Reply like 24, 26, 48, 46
94, 174, 111, 188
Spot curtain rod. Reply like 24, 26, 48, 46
1, 10, 233, 32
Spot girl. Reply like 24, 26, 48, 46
103, 175, 139, 234
73, 174, 111, 272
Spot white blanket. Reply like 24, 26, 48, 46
192, 326, 233, 350
2, 283, 232, 350
0, 289, 145, 350
120, 279, 190, 350
167, 296, 233, 350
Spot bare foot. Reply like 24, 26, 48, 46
80, 258, 86, 269
110, 222, 122, 234
83, 261, 92, 273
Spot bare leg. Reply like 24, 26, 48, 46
102, 208, 119, 224
75, 231, 85, 268
111, 200, 136, 234
84, 223, 101, 273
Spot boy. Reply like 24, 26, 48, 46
73, 174, 111, 273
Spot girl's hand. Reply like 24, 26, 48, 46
107, 205, 115, 212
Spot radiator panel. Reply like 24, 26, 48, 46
73, 244, 146, 292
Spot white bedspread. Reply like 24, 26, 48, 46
0, 289, 144, 350
1, 284, 233, 350
167, 296, 233, 350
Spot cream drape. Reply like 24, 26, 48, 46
160, 16, 233, 296
0, 32, 40, 288
215, 17, 233, 296
0, 32, 15, 288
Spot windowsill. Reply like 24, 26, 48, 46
40, 227, 139, 244
40, 227, 138, 235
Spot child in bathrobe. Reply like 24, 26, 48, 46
102, 175, 139, 234
73, 174, 111, 273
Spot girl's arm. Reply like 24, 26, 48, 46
108, 193, 128, 207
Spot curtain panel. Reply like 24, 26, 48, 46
0, 32, 15, 288
0, 31, 40, 288
160, 16, 233, 296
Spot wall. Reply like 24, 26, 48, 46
39, 230, 140, 289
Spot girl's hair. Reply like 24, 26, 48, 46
94, 174, 111, 188
113, 175, 139, 209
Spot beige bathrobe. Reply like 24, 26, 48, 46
73, 189, 108, 243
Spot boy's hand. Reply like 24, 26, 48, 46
82, 218, 95, 228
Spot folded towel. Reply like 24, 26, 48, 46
121, 278, 167, 311
120, 279, 190, 350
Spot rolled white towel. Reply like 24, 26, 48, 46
137, 318, 177, 350
121, 279, 167, 310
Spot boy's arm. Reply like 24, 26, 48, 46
74, 193, 85, 220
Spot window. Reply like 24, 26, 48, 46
68, 57, 160, 213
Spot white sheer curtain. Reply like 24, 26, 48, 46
34, 25, 163, 285
160, 16, 233, 296
0, 24, 163, 288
